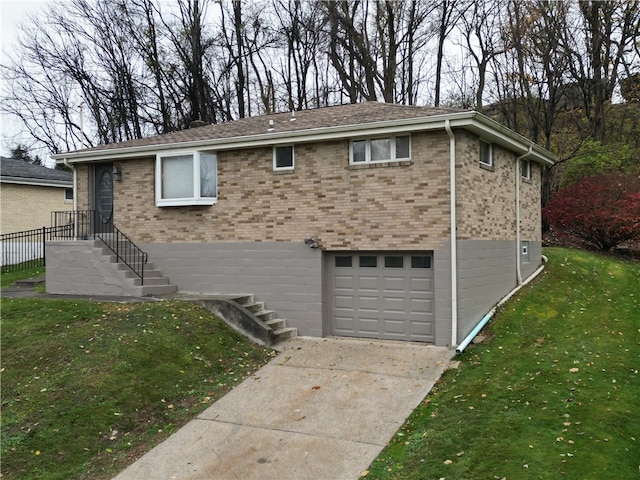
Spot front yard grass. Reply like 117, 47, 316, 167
0, 299, 275, 480
367, 247, 640, 479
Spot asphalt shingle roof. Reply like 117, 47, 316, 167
67, 102, 463, 155
1, 157, 73, 184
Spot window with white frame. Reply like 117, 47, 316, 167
521, 159, 531, 180
156, 151, 217, 207
64, 188, 74, 202
350, 135, 411, 164
273, 145, 294, 170
479, 140, 493, 167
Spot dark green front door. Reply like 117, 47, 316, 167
94, 163, 113, 232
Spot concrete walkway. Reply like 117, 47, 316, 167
113, 336, 454, 480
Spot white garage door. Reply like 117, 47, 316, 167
328, 252, 435, 342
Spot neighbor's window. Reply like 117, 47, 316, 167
521, 159, 531, 180
156, 151, 217, 207
274, 145, 294, 171
350, 135, 411, 164
64, 188, 74, 202
479, 140, 493, 167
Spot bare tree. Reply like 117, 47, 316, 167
458, 0, 507, 111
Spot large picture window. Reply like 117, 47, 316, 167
156, 151, 217, 207
350, 135, 411, 164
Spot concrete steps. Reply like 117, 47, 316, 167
95, 241, 177, 296
232, 295, 297, 344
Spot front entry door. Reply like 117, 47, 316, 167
94, 163, 113, 232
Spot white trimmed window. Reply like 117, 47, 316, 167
521, 159, 531, 180
273, 145, 294, 171
350, 135, 411, 164
64, 188, 74, 203
156, 151, 217, 207
479, 140, 493, 167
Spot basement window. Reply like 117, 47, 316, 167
156, 151, 217, 207
521, 241, 530, 263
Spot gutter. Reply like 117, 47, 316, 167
455, 262, 545, 354
445, 119, 458, 347
515, 146, 534, 285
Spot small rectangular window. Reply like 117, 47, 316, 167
521, 159, 531, 180
64, 188, 74, 201
384, 256, 404, 268
351, 140, 366, 163
359, 256, 377, 268
274, 145, 294, 170
396, 135, 410, 159
480, 140, 493, 167
335, 256, 353, 267
411, 256, 431, 268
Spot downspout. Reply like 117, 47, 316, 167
515, 147, 533, 285
445, 120, 458, 347
455, 263, 545, 354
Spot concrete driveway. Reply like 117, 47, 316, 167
113, 336, 454, 480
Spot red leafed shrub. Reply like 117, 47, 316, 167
543, 173, 640, 251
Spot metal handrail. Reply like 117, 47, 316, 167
51, 210, 148, 284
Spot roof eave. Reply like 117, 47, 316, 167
52, 110, 557, 166
1, 176, 72, 188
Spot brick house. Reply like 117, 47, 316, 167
49, 102, 556, 347
1, 157, 73, 235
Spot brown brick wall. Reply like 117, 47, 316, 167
520, 162, 542, 241
1, 183, 72, 234
455, 131, 541, 242
108, 132, 454, 250
74, 129, 542, 248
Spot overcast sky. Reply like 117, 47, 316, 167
0, 0, 53, 160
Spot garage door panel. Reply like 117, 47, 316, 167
410, 277, 432, 291
334, 295, 355, 309
382, 319, 406, 335
358, 276, 379, 290
382, 296, 406, 313
410, 298, 432, 314
358, 317, 381, 334
382, 276, 405, 291
334, 316, 356, 332
334, 275, 354, 289
329, 252, 434, 343
358, 295, 380, 311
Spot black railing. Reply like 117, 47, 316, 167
51, 210, 148, 284
1, 225, 73, 272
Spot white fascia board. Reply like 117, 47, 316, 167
1, 177, 72, 188
52, 110, 557, 166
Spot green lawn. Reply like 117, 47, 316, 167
0, 298, 275, 480
1, 264, 44, 287
367, 248, 640, 479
